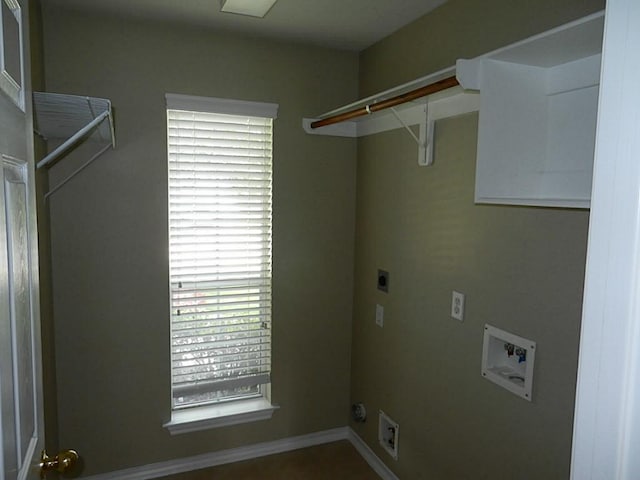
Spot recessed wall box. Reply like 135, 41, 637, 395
378, 410, 399, 460
481, 324, 536, 401
377, 269, 389, 293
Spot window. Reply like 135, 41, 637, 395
165, 94, 278, 431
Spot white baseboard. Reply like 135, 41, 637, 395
82, 426, 398, 480
348, 428, 400, 480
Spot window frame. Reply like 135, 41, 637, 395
163, 93, 279, 434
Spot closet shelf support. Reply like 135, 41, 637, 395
388, 106, 435, 166
36, 109, 111, 169
32, 92, 116, 197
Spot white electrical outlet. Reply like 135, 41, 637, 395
451, 291, 465, 321
376, 304, 384, 327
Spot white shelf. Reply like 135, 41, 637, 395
457, 12, 604, 208
33, 92, 114, 168
310, 66, 457, 123
303, 12, 603, 192
303, 68, 479, 166
33, 92, 115, 196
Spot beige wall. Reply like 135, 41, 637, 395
350, 0, 603, 478
39, 7, 358, 476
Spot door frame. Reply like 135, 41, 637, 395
571, 0, 640, 478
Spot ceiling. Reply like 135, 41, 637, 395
43, 0, 448, 51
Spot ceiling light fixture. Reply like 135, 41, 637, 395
220, 0, 278, 18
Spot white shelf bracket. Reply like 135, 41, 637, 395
389, 105, 434, 166
36, 109, 111, 170
32, 92, 116, 197
421, 105, 435, 167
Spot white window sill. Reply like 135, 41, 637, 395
164, 398, 279, 435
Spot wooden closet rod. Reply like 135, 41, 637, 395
310, 75, 460, 129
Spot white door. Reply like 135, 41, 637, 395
0, 152, 44, 480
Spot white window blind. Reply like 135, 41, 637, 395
167, 96, 276, 409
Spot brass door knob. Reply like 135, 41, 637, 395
39, 449, 79, 478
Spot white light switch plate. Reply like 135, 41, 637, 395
376, 304, 384, 327
451, 291, 465, 321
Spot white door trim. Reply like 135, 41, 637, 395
571, 1, 640, 478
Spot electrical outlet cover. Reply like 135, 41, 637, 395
451, 291, 465, 321
375, 304, 384, 327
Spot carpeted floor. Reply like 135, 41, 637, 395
158, 440, 382, 480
